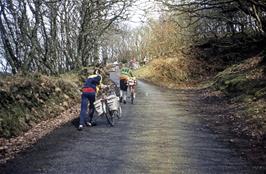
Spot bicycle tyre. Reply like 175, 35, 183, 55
118, 106, 122, 118
105, 109, 115, 126
131, 91, 134, 104
113, 106, 122, 119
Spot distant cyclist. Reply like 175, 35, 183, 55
128, 76, 137, 104
119, 64, 133, 104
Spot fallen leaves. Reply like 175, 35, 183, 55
0, 105, 80, 164
193, 88, 266, 166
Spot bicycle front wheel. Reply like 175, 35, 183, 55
105, 109, 115, 126
113, 106, 122, 119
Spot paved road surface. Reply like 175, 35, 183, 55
0, 72, 264, 174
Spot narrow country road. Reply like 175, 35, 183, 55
0, 72, 264, 174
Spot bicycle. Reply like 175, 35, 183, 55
128, 78, 136, 104
93, 84, 122, 126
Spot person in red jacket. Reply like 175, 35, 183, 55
78, 69, 103, 130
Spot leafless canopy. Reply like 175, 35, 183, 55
157, 0, 266, 39
0, 0, 133, 74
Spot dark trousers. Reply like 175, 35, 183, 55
120, 79, 128, 91
79, 92, 96, 125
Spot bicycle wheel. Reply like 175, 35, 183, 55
131, 91, 134, 104
114, 106, 122, 119
105, 108, 115, 126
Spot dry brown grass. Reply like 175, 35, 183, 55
135, 56, 209, 88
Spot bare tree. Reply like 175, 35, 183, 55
0, 0, 134, 74
157, 0, 266, 37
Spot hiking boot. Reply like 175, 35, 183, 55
86, 122, 92, 127
86, 121, 96, 127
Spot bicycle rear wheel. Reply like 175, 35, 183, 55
131, 91, 134, 104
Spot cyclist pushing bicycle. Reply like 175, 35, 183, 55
78, 68, 105, 131
119, 64, 133, 104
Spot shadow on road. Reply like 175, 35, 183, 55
71, 117, 79, 129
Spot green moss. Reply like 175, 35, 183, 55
214, 73, 245, 90
0, 106, 30, 137
231, 94, 253, 103
255, 87, 266, 98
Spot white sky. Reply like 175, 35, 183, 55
123, 0, 161, 29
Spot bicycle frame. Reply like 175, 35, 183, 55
128, 84, 135, 104
92, 92, 114, 126
93, 84, 122, 126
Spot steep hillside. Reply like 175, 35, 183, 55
0, 73, 81, 138
211, 55, 266, 145
198, 55, 266, 164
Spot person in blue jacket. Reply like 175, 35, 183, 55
78, 69, 103, 130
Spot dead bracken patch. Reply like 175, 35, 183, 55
135, 56, 210, 89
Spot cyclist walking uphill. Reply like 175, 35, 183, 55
78, 69, 104, 131
119, 64, 133, 104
